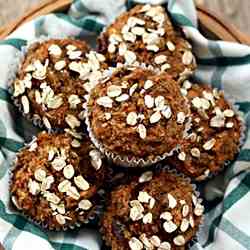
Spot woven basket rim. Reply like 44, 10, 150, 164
0, 0, 250, 44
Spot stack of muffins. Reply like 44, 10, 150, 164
10, 4, 243, 249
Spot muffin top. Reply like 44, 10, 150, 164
98, 4, 196, 82
101, 170, 204, 250
13, 38, 109, 130
167, 82, 243, 180
10, 132, 106, 230
87, 67, 190, 160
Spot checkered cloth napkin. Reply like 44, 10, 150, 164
0, 0, 250, 249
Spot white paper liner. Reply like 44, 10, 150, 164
84, 76, 192, 169
9, 135, 106, 231
85, 110, 180, 168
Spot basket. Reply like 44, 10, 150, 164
0, 0, 250, 44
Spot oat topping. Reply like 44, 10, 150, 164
139, 171, 153, 183
11, 131, 107, 230
178, 151, 186, 161
173, 235, 185, 246
127, 111, 138, 126
167, 193, 177, 209
107, 85, 122, 97
48, 44, 62, 56
127, 186, 203, 249
99, 4, 196, 79
180, 218, 189, 232
142, 212, 153, 224
28, 179, 40, 195
203, 138, 216, 151
63, 164, 75, 179
102, 168, 204, 250
54, 60, 66, 71
34, 168, 46, 182
166, 41, 176, 51
158, 242, 171, 250
13, 39, 110, 130
129, 237, 143, 250
96, 96, 113, 108
78, 199, 93, 210
137, 124, 147, 139
182, 50, 194, 65
169, 82, 241, 181
89, 149, 103, 170
160, 212, 172, 222
154, 55, 167, 64
21, 95, 30, 114
190, 147, 200, 158
144, 80, 154, 89
74, 175, 90, 191
177, 112, 186, 124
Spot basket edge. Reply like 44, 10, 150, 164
0, 0, 250, 45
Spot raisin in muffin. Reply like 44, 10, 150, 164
101, 170, 204, 250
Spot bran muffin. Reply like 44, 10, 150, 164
86, 67, 190, 167
167, 82, 243, 181
98, 4, 196, 82
101, 170, 204, 250
12, 38, 109, 131
10, 132, 106, 230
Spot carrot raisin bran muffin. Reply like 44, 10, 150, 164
167, 82, 243, 181
87, 67, 190, 166
101, 170, 204, 250
12, 39, 109, 130
98, 4, 196, 82
10, 132, 106, 230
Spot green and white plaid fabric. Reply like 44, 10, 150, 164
0, 0, 250, 249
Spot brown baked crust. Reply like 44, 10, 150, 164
10, 132, 106, 230
167, 83, 242, 180
12, 39, 107, 130
87, 67, 190, 160
101, 171, 203, 250
98, 4, 196, 81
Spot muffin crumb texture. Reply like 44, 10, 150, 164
98, 4, 196, 82
10, 132, 106, 230
13, 39, 108, 130
167, 82, 242, 180
88, 67, 190, 161
101, 171, 204, 250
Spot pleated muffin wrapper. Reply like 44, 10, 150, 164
9, 136, 107, 231
100, 164, 205, 250
85, 87, 194, 168
190, 92, 247, 182
85, 112, 179, 168
7, 35, 113, 133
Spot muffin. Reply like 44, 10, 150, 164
12, 38, 109, 130
98, 4, 196, 82
167, 82, 243, 180
10, 132, 106, 230
86, 67, 190, 167
101, 170, 204, 250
